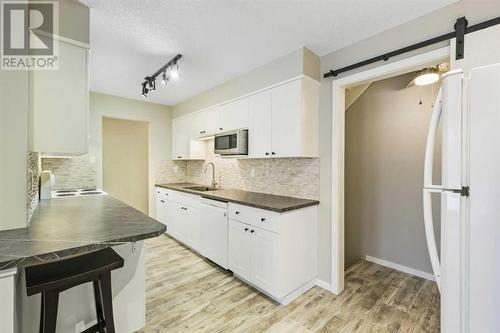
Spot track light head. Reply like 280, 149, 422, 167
161, 71, 169, 85
141, 83, 148, 98
170, 63, 180, 80
145, 76, 156, 91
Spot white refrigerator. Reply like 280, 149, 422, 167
423, 63, 500, 332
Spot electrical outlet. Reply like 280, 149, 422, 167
174, 166, 178, 173
250, 168, 255, 177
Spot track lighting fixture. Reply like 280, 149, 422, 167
140, 54, 182, 98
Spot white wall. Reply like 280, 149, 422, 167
318, 0, 500, 283
89, 92, 171, 216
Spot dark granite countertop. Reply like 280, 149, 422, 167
156, 183, 319, 213
0, 195, 165, 270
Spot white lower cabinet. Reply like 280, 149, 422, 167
251, 226, 280, 296
229, 220, 281, 297
228, 220, 252, 277
155, 188, 201, 252
228, 203, 317, 304
156, 187, 317, 305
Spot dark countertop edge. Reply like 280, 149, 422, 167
155, 183, 320, 213
201, 194, 319, 213
0, 224, 166, 270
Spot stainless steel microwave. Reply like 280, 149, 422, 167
214, 129, 248, 155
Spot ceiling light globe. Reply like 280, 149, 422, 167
415, 73, 439, 86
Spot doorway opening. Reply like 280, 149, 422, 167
102, 116, 149, 214
330, 47, 451, 294
345, 64, 448, 277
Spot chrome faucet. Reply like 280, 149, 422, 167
204, 162, 218, 188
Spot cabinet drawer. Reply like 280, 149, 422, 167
155, 187, 169, 200
168, 190, 200, 208
228, 203, 280, 233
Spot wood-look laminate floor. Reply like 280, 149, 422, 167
138, 234, 440, 333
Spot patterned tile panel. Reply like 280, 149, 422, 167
27, 152, 40, 224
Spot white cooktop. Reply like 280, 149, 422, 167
51, 189, 107, 198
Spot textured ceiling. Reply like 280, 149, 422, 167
81, 0, 458, 105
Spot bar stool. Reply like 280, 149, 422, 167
25, 248, 124, 333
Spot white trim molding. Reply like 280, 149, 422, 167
330, 46, 451, 294
365, 255, 436, 281
315, 279, 332, 292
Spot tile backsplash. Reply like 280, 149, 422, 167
39, 140, 320, 200
42, 155, 97, 189
185, 139, 320, 200
27, 152, 40, 223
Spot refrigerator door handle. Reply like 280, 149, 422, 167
424, 87, 443, 189
423, 87, 443, 291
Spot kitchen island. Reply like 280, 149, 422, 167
0, 195, 165, 333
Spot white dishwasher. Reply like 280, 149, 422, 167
200, 197, 229, 269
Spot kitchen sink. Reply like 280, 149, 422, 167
185, 186, 218, 192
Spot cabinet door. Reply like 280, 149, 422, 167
171, 117, 190, 160
271, 80, 301, 157
196, 107, 221, 136
29, 38, 89, 155
200, 203, 228, 268
163, 199, 177, 237
184, 205, 201, 252
248, 91, 272, 158
155, 196, 168, 228
228, 219, 252, 279
220, 98, 249, 132
250, 227, 280, 296
168, 201, 185, 242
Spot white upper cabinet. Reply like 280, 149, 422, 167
195, 107, 221, 136
249, 91, 272, 158
249, 78, 319, 158
172, 115, 206, 160
29, 38, 89, 155
171, 116, 190, 160
271, 80, 302, 157
171, 77, 319, 160
220, 98, 249, 132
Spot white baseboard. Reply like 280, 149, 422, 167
365, 255, 435, 281
280, 279, 317, 306
315, 279, 332, 292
